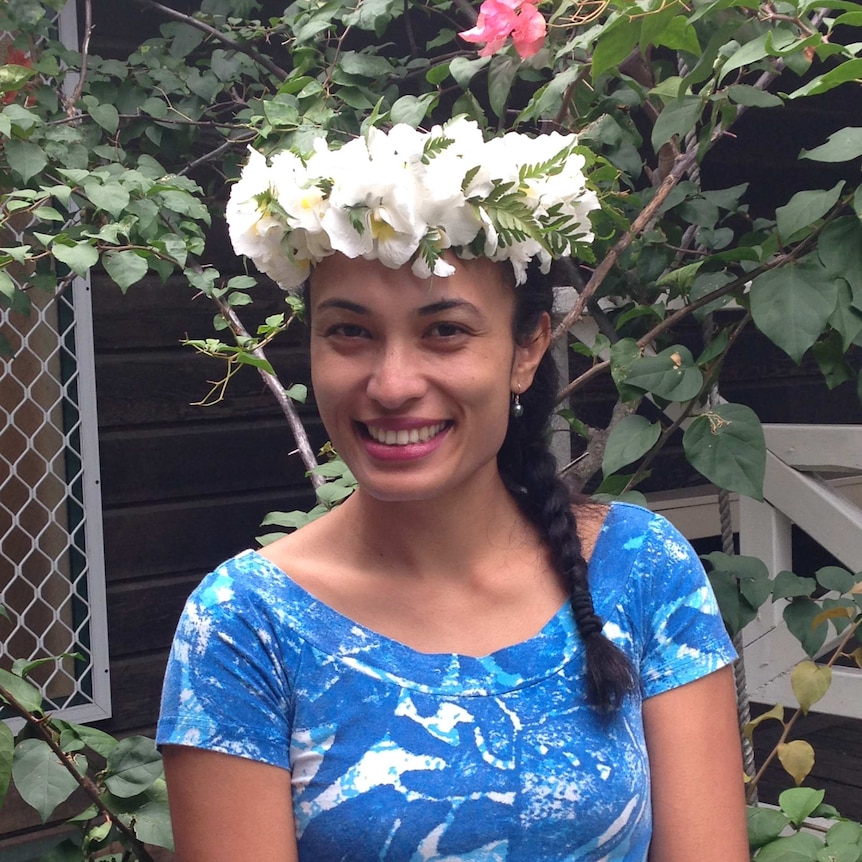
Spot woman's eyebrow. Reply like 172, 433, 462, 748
417, 299, 482, 317
315, 298, 369, 314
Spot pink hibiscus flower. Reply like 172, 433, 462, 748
459, 0, 547, 59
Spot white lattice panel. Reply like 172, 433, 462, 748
1, 1, 110, 723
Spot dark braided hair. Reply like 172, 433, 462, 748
498, 263, 637, 712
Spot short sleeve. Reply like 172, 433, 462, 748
156, 554, 299, 770
626, 513, 737, 700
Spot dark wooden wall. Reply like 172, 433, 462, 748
92, 273, 323, 736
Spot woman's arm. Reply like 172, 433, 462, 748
643, 665, 749, 862
163, 745, 299, 862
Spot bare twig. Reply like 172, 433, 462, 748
179, 133, 257, 176
65, 0, 92, 116
130, 0, 289, 81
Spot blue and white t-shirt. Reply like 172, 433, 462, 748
158, 502, 736, 861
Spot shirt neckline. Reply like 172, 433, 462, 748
242, 502, 624, 696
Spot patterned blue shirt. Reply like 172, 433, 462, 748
158, 502, 735, 861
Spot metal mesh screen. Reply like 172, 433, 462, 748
1, 2, 110, 723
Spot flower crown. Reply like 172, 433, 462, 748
226, 118, 599, 288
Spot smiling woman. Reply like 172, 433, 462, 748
156, 122, 749, 862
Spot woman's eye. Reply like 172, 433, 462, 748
428, 322, 468, 338
326, 323, 368, 338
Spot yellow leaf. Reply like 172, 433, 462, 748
791, 660, 832, 714
811, 606, 852, 629
744, 703, 785, 742
777, 740, 815, 786
850, 647, 862, 669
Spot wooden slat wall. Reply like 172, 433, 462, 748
91, 274, 322, 735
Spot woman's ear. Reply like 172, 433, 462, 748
511, 311, 551, 392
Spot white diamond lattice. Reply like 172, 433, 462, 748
1, 2, 110, 723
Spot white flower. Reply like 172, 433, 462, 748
225, 121, 600, 290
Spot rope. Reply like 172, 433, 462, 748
705, 312, 758, 802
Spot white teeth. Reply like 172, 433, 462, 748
367, 423, 445, 445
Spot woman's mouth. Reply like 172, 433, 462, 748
365, 422, 448, 446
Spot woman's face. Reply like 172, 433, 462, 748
309, 253, 548, 505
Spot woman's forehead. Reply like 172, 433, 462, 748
309, 254, 514, 310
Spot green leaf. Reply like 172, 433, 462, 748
227, 275, 257, 290
812, 331, 855, 389
816, 565, 855, 593
88, 103, 119, 134
56, 722, 118, 758
609, 338, 643, 402
784, 598, 828, 656
683, 403, 765, 499
52, 241, 98, 277
4, 140, 48, 182
0, 720, 13, 805
787, 58, 862, 99
0, 667, 43, 713
826, 820, 862, 849
285, 383, 307, 403
828, 282, 862, 352
602, 415, 661, 476
12, 739, 79, 822
339, 51, 393, 78
83, 180, 131, 217
726, 84, 783, 108
625, 345, 703, 401
120, 778, 174, 850
448, 56, 490, 89
749, 833, 821, 862
746, 805, 791, 849
791, 660, 832, 714
718, 31, 772, 82
260, 510, 316, 530
226, 291, 253, 307
389, 93, 435, 127
488, 55, 518, 119
779, 786, 826, 826
653, 16, 700, 55
773, 570, 817, 600
816, 844, 862, 862
103, 736, 163, 798
651, 97, 703, 151
103, 250, 148, 292
236, 353, 275, 374
801, 127, 862, 163
702, 552, 772, 636
750, 260, 839, 364
0, 63, 37, 94
819, 217, 862, 299
592, 15, 640, 79
316, 482, 355, 507
776, 182, 845, 241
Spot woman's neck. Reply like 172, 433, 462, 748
330, 469, 538, 585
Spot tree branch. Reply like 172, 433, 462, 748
213, 298, 323, 488
0, 682, 154, 862
130, 0, 289, 81
65, 0, 92, 116
551, 146, 700, 344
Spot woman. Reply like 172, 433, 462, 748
157, 120, 749, 861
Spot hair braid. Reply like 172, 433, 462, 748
499, 265, 636, 712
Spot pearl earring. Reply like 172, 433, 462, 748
511, 388, 524, 419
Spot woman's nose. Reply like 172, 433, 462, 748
365, 344, 427, 409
